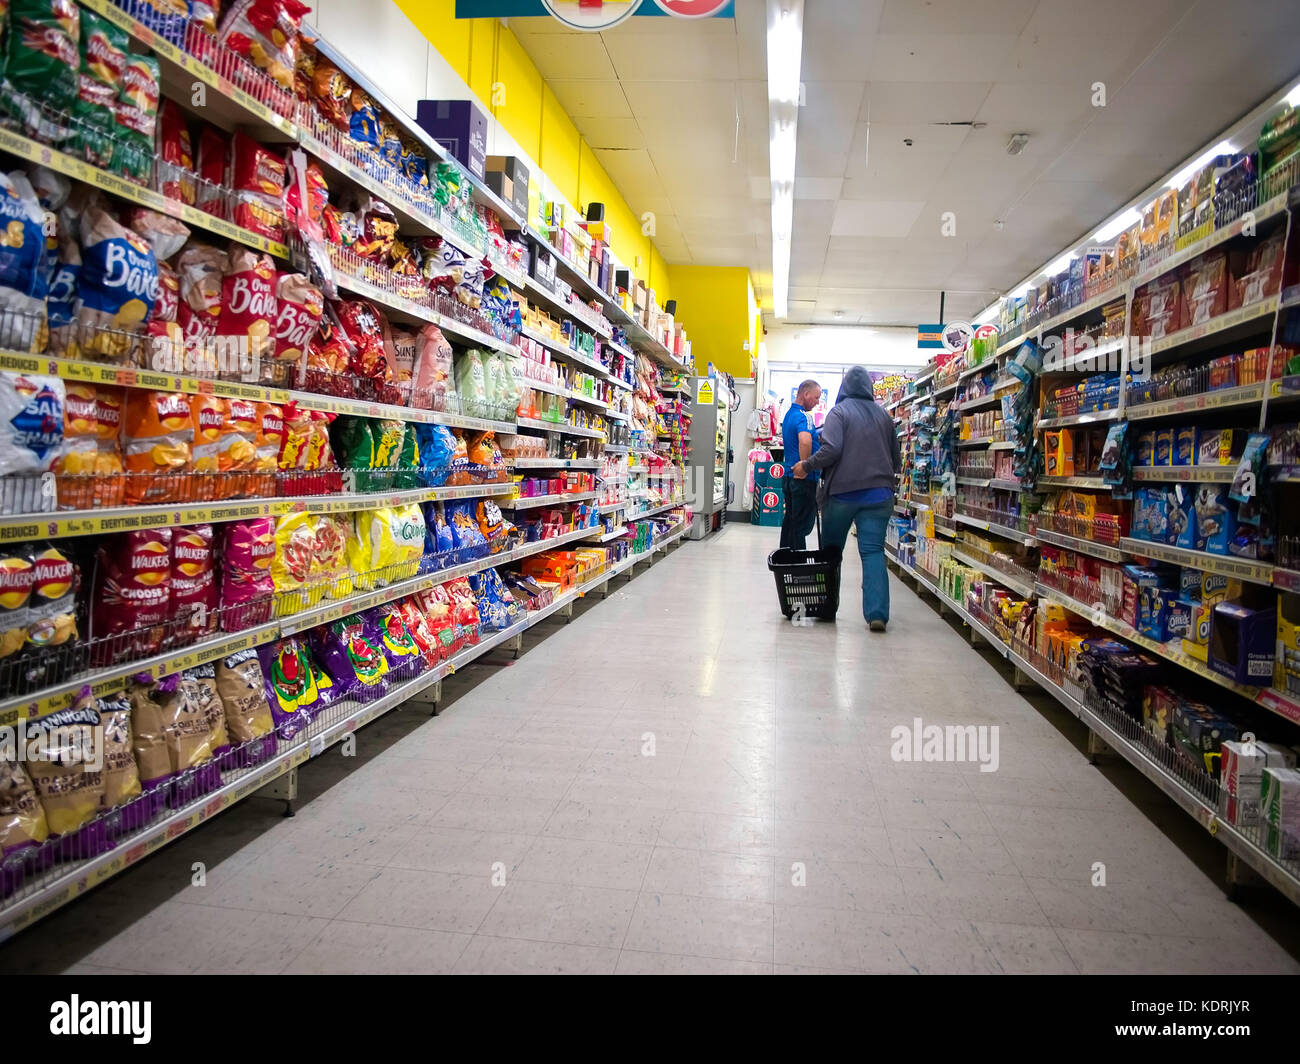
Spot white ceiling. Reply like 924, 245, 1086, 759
508, 0, 1300, 327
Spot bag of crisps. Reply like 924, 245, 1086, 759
114, 55, 161, 185
219, 517, 273, 630
249, 401, 283, 496
274, 272, 322, 364
312, 512, 352, 600
220, 247, 277, 383
190, 394, 228, 501
25, 688, 106, 841
53, 383, 98, 507
158, 98, 196, 206
271, 510, 315, 614
122, 391, 192, 504
91, 529, 172, 660
225, 398, 259, 497
256, 636, 317, 739
170, 524, 218, 644
94, 386, 125, 507
177, 243, 226, 376
76, 208, 158, 362
219, 0, 311, 92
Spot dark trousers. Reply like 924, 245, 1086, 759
780, 476, 819, 550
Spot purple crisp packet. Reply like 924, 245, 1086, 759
256, 638, 316, 740
362, 604, 423, 678
310, 614, 389, 699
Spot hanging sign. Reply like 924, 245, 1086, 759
455, 0, 735, 23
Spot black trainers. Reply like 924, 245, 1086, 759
869, 619, 887, 633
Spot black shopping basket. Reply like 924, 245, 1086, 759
767, 515, 842, 620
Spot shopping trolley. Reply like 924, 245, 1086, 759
767, 513, 842, 620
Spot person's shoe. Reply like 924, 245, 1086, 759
868, 619, 887, 633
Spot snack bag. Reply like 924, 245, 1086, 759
396, 598, 441, 666
309, 55, 353, 131
25, 543, 79, 657
304, 409, 335, 471
0, 755, 49, 863
415, 423, 456, 486
271, 510, 316, 613
447, 499, 487, 556
390, 327, 417, 385
91, 529, 172, 659
215, 647, 277, 763
72, 9, 127, 170
250, 401, 283, 495
46, 221, 81, 356
331, 415, 375, 476
170, 524, 217, 642
476, 499, 511, 553
182, 663, 230, 759
220, 247, 277, 380
219, 0, 311, 91
0, 374, 63, 485
177, 242, 226, 373
278, 401, 312, 470
77, 209, 159, 361
312, 512, 352, 600
256, 636, 317, 738
2, 0, 81, 124
53, 382, 98, 500
219, 517, 274, 630
151, 672, 217, 777
446, 577, 481, 642
230, 131, 287, 240
372, 419, 405, 472
113, 55, 161, 185
363, 603, 422, 676
395, 419, 420, 489
191, 0, 222, 34
0, 173, 51, 353
158, 98, 196, 205
455, 350, 488, 414
416, 584, 460, 657
94, 386, 125, 506
274, 272, 322, 364
127, 680, 172, 790
355, 198, 397, 261
225, 398, 260, 495
0, 545, 34, 662
152, 262, 180, 324
24, 688, 105, 838
194, 125, 229, 218
190, 394, 228, 500
445, 430, 475, 485
128, 208, 190, 263
121, 390, 192, 504
97, 692, 142, 812
310, 613, 388, 698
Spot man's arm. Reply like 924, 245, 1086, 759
800, 410, 840, 473
798, 427, 813, 463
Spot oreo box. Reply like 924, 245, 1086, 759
1168, 485, 1196, 548
1210, 601, 1276, 685
1193, 487, 1236, 554
1174, 426, 1195, 466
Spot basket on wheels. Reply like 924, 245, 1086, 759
767, 545, 842, 620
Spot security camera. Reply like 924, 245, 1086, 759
903, 138, 913, 147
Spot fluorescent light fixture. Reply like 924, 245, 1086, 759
1166, 140, 1234, 190
1008, 281, 1032, 300
767, 7, 803, 106
1287, 82, 1300, 108
973, 303, 1000, 325
1092, 207, 1142, 242
767, 0, 803, 320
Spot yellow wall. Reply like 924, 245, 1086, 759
391, 2, 762, 372
393, 0, 677, 303
667, 265, 753, 378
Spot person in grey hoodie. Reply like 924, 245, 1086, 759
792, 365, 900, 631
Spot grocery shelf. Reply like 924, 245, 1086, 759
989, 441, 1018, 451
1130, 465, 1236, 483
522, 276, 612, 340
1035, 583, 1300, 726
515, 417, 605, 439
525, 227, 616, 314
952, 511, 1036, 546
0, 128, 290, 259
957, 391, 1009, 412
598, 500, 628, 513
603, 443, 631, 454
1033, 286, 1124, 341
0, 482, 515, 543
950, 549, 1037, 598
1034, 527, 1127, 562
500, 491, 599, 510
519, 374, 609, 409
519, 326, 611, 378
82, 0, 298, 140
1126, 382, 1266, 421
933, 380, 959, 398
988, 478, 1023, 492
1120, 538, 1273, 585
957, 436, 995, 448
598, 525, 628, 542
1036, 475, 1107, 489
956, 476, 991, 488
626, 500, 686, 521
508, 458, 602, 470
1036, 409, 1120, 430
1149, 296, 1280, 357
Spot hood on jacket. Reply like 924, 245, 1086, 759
836, 365, 876, 403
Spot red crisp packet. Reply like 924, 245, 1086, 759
274, 272, 322, 363
154, 263, 180, 323
195, 125, 229, 218
158, 99, 195, 206
220, 248, 278, 370
230, 132, 287, 240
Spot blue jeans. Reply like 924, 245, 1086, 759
820, 498, 892, 624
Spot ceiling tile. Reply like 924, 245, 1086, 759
604, 31, 738, 81
869, 34, 1019, 83
859, 81, 993, 125
515, 33, 617, 81
878, 0, 1038, 34
579, 117, 645, 150
548, 79, 632, 119
830, 200, 926, 238
795, 177, 843, 200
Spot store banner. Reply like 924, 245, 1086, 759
917, 324, 944, 349
454, 0, 735, 21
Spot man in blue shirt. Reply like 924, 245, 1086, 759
779, 379, 821, 549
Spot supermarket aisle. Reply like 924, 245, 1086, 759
3, 525, 1298, 975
